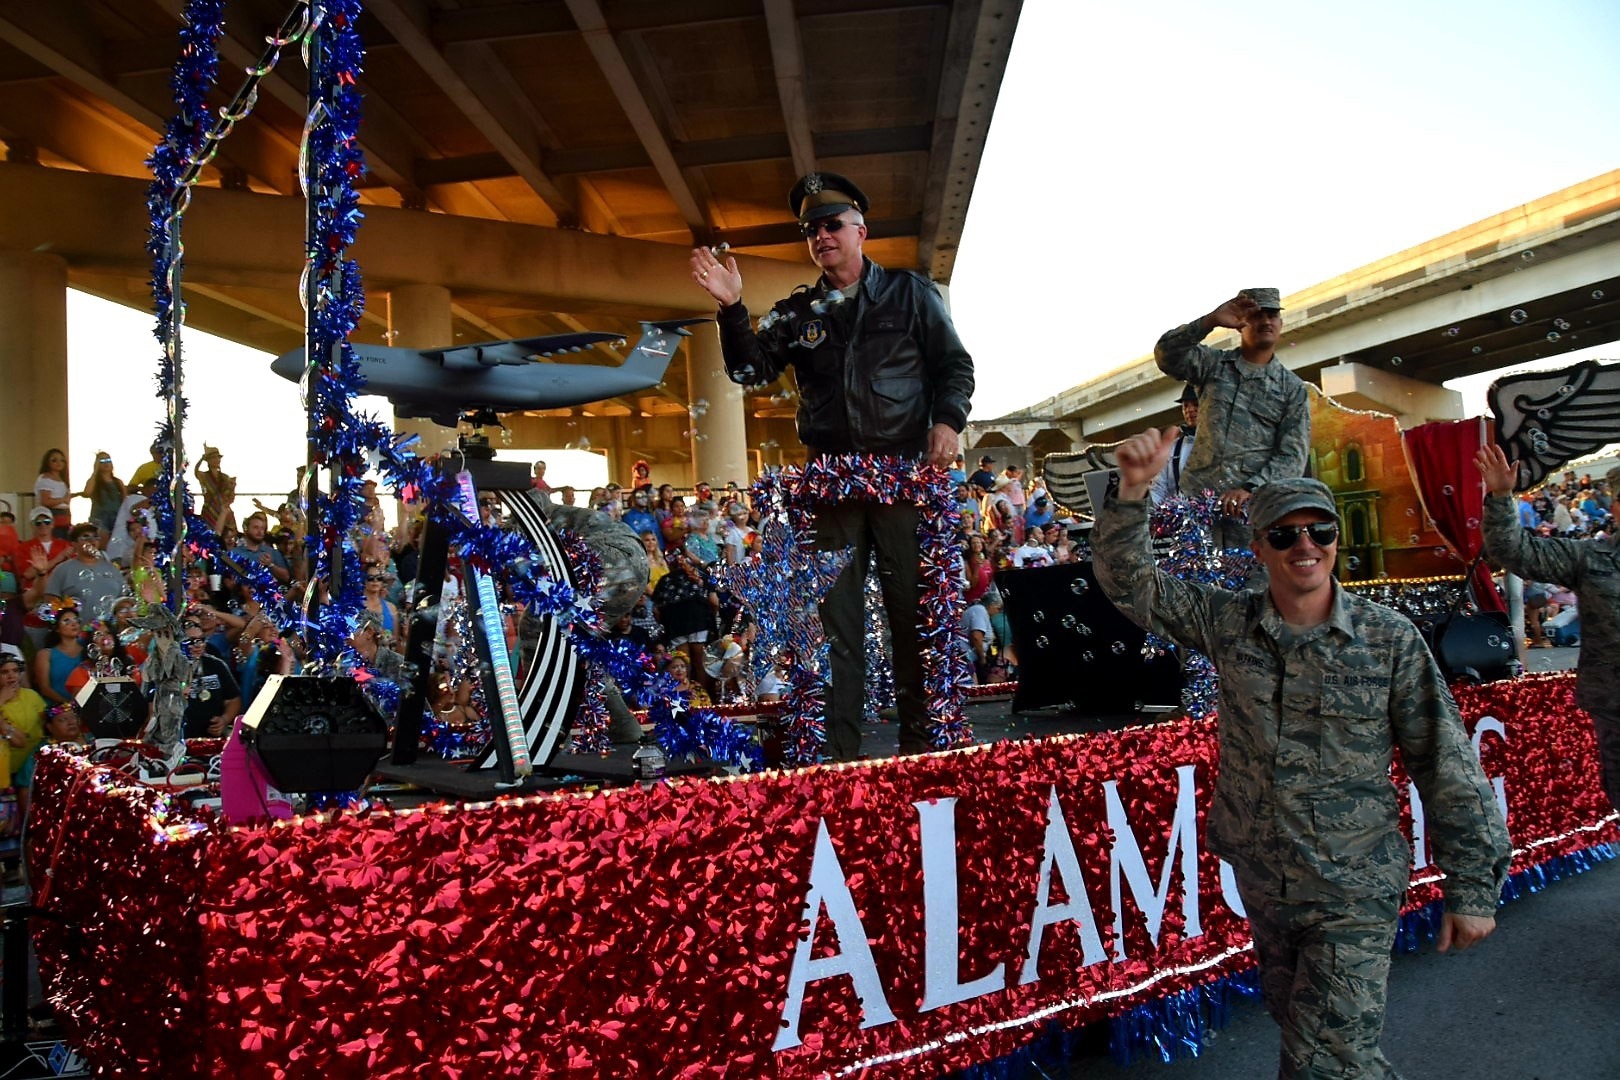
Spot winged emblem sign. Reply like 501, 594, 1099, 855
1486, 359, 1620, 490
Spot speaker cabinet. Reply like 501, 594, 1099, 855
74, 677, 149, 740
240, 675, 389, 792
997, 562, 1184, 718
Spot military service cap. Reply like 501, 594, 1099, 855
789, 172, 870, 223
1249, 477, 1338, 532
1241, 287, 1283, 311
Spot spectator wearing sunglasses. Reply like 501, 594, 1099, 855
689, 171, 974, 761
1478, 445, 1620, 812
1094, 428, 1510, 1080
1153, 289, 1311, 547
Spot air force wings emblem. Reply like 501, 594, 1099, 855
797, 319, 827, 349
1488, 359, 1620, 490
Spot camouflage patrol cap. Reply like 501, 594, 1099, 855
1249, 477, 1338, 532
789, 172, 870, 223
1240, 287, 1283, 311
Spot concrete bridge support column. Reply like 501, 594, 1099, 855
0, 251, 69, 496
686, 329, 750, 488
388, 284, 457, 458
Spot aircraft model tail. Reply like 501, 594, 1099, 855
619, 319, 711, 387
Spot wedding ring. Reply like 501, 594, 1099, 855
702, 271, 709, 278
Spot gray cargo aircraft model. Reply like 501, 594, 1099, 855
270, 318, 709, 427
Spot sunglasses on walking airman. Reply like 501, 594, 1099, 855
1262, 522, 1339, 551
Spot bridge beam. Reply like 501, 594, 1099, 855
0, 164, 812, 320
1318, 362, 1463, 429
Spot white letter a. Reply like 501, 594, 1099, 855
774, 819, 898, 1051
1020, 787, 1107, 985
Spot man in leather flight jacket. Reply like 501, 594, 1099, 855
690, 172, 975, 759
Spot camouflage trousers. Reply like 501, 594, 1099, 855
1236, 879, 1403, 1080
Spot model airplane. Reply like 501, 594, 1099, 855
271, 319, 709, 427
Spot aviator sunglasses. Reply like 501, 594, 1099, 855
798, 217, 855, 239
1263, 522, 1339, 551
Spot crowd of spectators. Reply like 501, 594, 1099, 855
1506, 468, 1614, 648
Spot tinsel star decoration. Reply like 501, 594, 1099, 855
716, 472, 850, 765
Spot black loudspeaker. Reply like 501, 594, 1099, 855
240, 675, 389, 791
74, 677, 149, 739
1419, 610, 1516, 684
998, 562, 1184, 718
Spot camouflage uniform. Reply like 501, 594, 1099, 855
1154, 320, 1312, 547
1094, 495, 1511, 1079
1481, 492, 1620, 811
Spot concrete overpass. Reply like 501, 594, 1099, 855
0, 0, 1022, 492
971, 169, 1620, 461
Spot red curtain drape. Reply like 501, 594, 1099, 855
1402, 417, 1504, 612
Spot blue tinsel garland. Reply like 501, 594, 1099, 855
144, 0, 225, 567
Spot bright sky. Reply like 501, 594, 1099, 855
64, 0, 1620, 495
949, 0, 1620, 421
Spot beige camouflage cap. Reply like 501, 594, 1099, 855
1249, 477, 1337, 532
1241, 287, 1283, 311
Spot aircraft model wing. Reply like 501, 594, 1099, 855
427, 331, 627, 370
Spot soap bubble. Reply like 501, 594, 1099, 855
1111, 641, 1127, 656
1441, 484, 1455, 496
1546, 332, 1561, 342
1444, 326, 1460, 337
1081, 650, 1095, 663
1521, 250, 1536, 260
1032, 609, 1046, 623
1593, 289, 1605, 300
1390, 356, 1403, 366
1069, 578, 1089, 596
1036, 635, 1050, 649
1510, 309, 1528, 324
1553, 318, 1571, 330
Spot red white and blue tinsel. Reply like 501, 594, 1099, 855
556, 528, 610, 755
1145, 490, 1258, 721
777, 454, 974, 756
862, 570, 897, 721
716, 471, 850, 765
